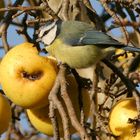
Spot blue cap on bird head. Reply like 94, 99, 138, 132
38, 19, 61, 46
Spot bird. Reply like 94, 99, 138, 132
38, 20, 140, 69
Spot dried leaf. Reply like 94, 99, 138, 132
129, 31, 140, 48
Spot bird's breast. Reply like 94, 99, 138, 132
46, 39, 108, 68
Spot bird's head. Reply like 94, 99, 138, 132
37, 19, 61, 46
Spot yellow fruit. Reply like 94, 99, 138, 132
116, 49, 133, 61
0, 93, 11, 134
27, 75, 90, 136
118, 129, 140, 140
0, 42, 58, 109
109, 98, 139, 136
115, 49, 133, 68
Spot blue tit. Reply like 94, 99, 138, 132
38, 20, 140, 68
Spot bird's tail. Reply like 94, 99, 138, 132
123, 46, 140, 52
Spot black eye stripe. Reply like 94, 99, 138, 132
41, 26, 54, 38
41, 21, 57, 38
38, 19, 62, 45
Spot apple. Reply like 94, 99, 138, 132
115, 49, 134, 69
26, 75, 90, 136
109, 98, 139, 137
0, 42, 58, 109
118, 129, 140, 140
0, 93, 11, 134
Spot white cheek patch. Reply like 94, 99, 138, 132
38, 21, 57, 38
38, 26, 49, 38
41, 25, 57, 45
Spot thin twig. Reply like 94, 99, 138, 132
114, 20, 140, 28
16, 14, 32, 42
102, 59, 139, 96
90, 66, 99, 130
0, 5, 45, 12
26, 18, 53, 25
48, 67, 70, 140
49, 101, 60, 140
41, 0, 59, 19
100, 0, 130, 45
0, 0, 24, 52
106, 0, 140, 14
59, 64, 90, 140
61, 0, 69, 21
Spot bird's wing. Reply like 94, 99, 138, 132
58, 20, 124, 47
79, 30, 122, 47
58, 21, 140, 52
77, 31, 140, 52
64, 30, 140, 52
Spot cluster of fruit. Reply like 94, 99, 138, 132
0, 42, 139, 139
0, 42, 90, 136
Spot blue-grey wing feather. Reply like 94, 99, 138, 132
58, 21, 123, 47
80, 30, 122, 46
57, 21, 140, 52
